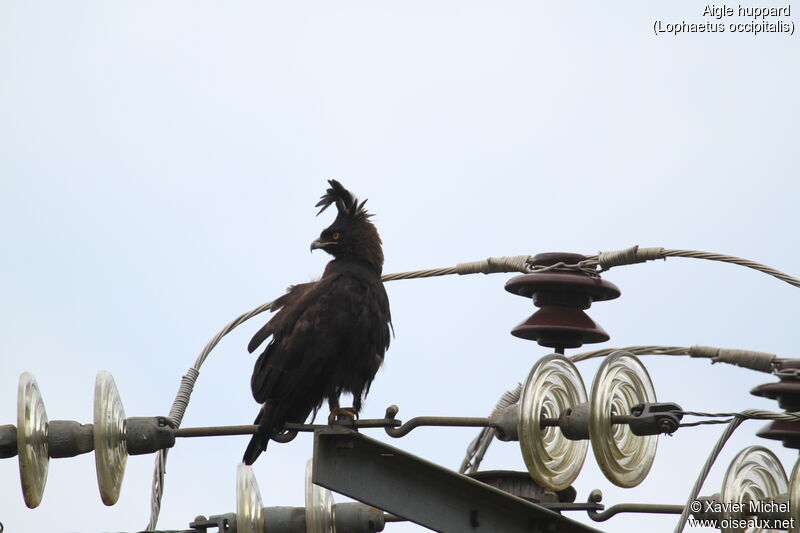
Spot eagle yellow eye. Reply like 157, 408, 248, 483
332, 232, 340, 240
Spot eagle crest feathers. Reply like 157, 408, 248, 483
315, 179, 372, 220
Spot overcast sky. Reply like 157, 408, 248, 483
1, 2, 798, 533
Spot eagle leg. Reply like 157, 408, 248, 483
328, 406, 359, 424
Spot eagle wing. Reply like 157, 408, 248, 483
247, 282, 316, 354
249, 270, 390, 409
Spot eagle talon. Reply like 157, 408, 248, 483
328, 407, 358, 425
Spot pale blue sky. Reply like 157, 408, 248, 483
1, 2, 798, 532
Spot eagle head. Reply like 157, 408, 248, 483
311, 180, 384, 272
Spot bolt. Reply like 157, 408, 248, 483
659, 419, 676, 433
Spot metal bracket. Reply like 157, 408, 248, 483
312, 428, 604, 533
189, 513, 237, 532
617, 403, 683, 436
585, 490, 683, 522
0, 425, 17, 458
126, 416, 176, 455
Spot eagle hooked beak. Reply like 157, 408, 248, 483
310, 238, 336, 252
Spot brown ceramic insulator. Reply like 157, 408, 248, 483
505, 252, 621, 350
751, 380, 800, 411
505, 253, 621, 305
751, 370, 800, 449
511, 307, 610, 349
755, 420, 800, 450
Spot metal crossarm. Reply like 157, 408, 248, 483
312, 428, 604, 533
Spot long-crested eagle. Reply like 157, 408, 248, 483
243, 180, 392, 465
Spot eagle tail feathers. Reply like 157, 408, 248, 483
243, 404, 275, 465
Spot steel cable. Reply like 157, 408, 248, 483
147, 246, 800, 528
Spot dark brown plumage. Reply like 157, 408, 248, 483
243, 180, 392, 465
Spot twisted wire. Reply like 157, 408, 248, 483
671, 409, 792, 533
673, 416, 745, 533
582, 245, 800, 289
460, 344, 789, 477
454, 255, 533, 276
380, 266, 458, 281
459, 383, 522, 474
679, 419, 733, 427
569, 346, 689, 363
147, 301, 274, 530
147, 258, 540, 526
678, 409, 800, 427
688, 345, 776, 373
458, 372, 798, 475
775, 368, 800, 378
661, 249, 800, 289
386, 246, 800, 287
569, 345, 777, 374
681, 409, 800, 422
148, 246, 800, 528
